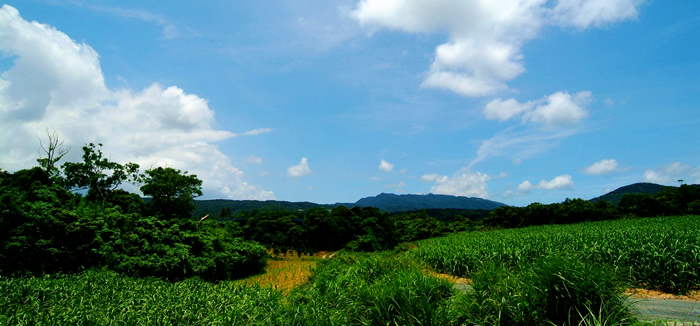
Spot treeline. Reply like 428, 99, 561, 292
0, 138, 268, 281
212, 207, 484, 255
484, 184, 700, 228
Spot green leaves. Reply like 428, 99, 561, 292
61, 143, 140, 202
140, 166, 202, 219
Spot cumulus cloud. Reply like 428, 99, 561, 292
287, 157, 312, 177
517, 174, 574, 192
0, 5, 274, 200
484, 98, 533, 121
421, 169, 490, 198
379, 159, 394, 172
583, 159, 620, 176
485, 91, 591, 128
353, 0, 643, 97
643, 162, 700, 185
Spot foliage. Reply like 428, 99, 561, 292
140, 166, 203, 219
409, 215, 700, 293
451, 255, 633, 326
285, 253, 455, 325
590, 182, 669, 205
0, 165, 267, 282
0, 270, 286, 325
61, 143, 140, 202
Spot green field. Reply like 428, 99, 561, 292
409, 215, 700, 293
2, 215, 698, 325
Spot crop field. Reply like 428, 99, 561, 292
408, 215, 700, 293
1, 215, 698, 325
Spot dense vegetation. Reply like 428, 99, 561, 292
411, 215, 700, 294
589, 182, 669, 205
0, 140, 268, 281
484, 184, 700, 229
8, 215, 685, 324
216, 206, 481, 254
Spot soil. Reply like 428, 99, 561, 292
626, 288, 700, 301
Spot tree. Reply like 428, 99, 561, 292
36, 128, 70, 179
140, 167, 202, 219
61, 143, 140, 202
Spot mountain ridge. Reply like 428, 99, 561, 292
193, 192, 506, 216
589, 182, 670, 205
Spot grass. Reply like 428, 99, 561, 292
407, 215, 700, 294
234, 251, 323, 291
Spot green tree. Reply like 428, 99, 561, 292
61, 143, 140, 202
140, 167, 202, 219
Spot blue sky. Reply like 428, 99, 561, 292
0, 0, 698, 206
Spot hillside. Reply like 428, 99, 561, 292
589, 182, 669, 205
192, 199, 335, 218
193, 193, 505, 217
353, 193, 506, 212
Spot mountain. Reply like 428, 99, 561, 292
589, 182, 670, 205
353, 193, 506, 212
192, 199, 335, 217
192, 193, 505, 217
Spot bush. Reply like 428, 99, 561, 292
453, 254, 634, 326
287, 253, 454, 325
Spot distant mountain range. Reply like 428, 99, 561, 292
191, 182, 687, 217
354, 193, 506, 212
192, 193, 507, 217
589, 182, 670, 205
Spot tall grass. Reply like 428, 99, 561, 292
0, 269, 285, 325
408, 215, 700, 293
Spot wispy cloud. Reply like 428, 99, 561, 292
469, 126, 580, 168
67, 2, 196, 39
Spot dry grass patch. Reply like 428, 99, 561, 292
234, 251, 325, 291
625, 288, 700, 301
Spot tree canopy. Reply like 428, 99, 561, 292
140, 166, 203, 219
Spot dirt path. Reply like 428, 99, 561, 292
450, 283, 700, 324
630, 298, 700, 324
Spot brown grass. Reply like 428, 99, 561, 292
625, 288, 700, 301
234, 251, 325, 291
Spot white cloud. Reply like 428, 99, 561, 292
287, 157, 312, 177
518, 174, 574, 192
583, 159, 620, 175
484, 98, 534, 121
0, 5, 274, 200
524, 91, 591, 128
244, 156, 263, 164
353, 0, 642, 97
384, 181, 406, 192
551, 0, 644, 29
486, 91, 591, 128
421, 169, 490, 198
379, 159, 394, 172
643, 162, 700, 185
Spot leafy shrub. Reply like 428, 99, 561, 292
453, 254, 633, 326
287, 253, 454, 325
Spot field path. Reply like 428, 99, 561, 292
451, 284, 700, 324
630, 298, 700, 324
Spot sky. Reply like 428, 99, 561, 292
0, 0, 698, 206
